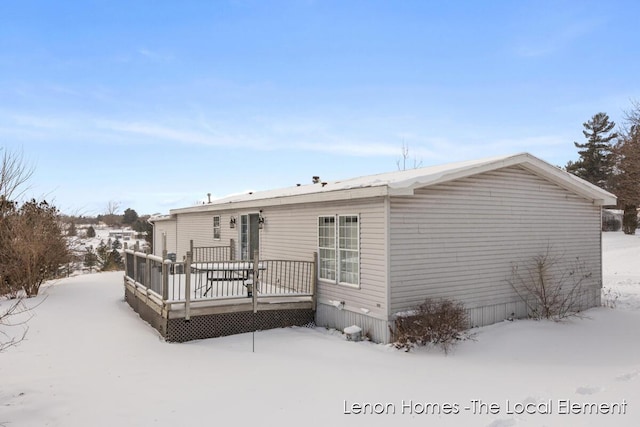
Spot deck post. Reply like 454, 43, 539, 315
230, 238, 235, 260
146, 252, 152, 292
185, 251, 192, 321
252, 249, 259, 313
123, 243, 128, 276
190, 240, 194, 257
133, 250, 138, 285
161, 236, 168, 301
311, 251, 318, 310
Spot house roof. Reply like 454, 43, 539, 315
166, 152, 616, 216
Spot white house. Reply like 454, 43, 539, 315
150, 153, 615, 343
108, 229, 137, 241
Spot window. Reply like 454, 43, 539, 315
318, 216, 336, 281
318, 215, 359, 286
213, 216, 221, 240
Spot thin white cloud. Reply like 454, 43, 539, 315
0, 109, 573, 167
138, 48, 174, 62
515, 20, 600, 58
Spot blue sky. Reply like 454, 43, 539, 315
1, 0, 639, 215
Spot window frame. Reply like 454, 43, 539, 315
317, 214, 360, 287
213, 215, 221, 240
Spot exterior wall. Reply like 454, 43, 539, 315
254, 199, 389, 342
155, 198, 390, 341
175, 211, 236, 259
256, 199, 388, 317
316, 302, 391, 343
389, 165, 602, 326
153, 219, 177, 255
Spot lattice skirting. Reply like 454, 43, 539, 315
166, 309, 314, 342
125, 286, 314, 342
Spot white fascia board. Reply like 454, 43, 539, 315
518, 161, 617, 206
170, 186, 390, 214
389, 152, 617, 206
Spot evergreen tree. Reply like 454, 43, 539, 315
566, 112, 618, 190
122, 208, 139, 225
67, 221, 77, 237
84, 246, 98, 273
96, 240, 108, 268
86, 225, 96, 238
109, 249, 124, 270
112, 238, 122, 250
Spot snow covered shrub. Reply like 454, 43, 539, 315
507, 248, 593, 320
393, 298, 469, 354
601, 287, 620, 309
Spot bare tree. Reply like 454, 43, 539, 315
106, 200, 121, 216
396, 141, 423, 171
1, 147, 34, 202
103, 200, 122, 227
1, 148, 34, 352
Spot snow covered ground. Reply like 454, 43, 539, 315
2, 232, 640, 426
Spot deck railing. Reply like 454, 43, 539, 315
123, 247, 317, 315
124, 250, 164, 298
191, 244, 233, 263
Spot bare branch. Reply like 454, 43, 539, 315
396, 142, 423, 171
507, 247, 593, 320
0, 147, 34, 202
0, 296, 45, 352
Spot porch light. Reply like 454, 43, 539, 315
229, 216, 236, 228
258, 214, 265, 229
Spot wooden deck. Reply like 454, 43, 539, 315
123, 247, 317, 342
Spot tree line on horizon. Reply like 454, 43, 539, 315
564, 100, 640, 234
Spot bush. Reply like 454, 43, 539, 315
0, 199, 70, 297
507, 248, 592, 320
393, 298, 469, 354
602, 216, 621, 232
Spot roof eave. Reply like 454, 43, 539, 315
169, 186, 391, 214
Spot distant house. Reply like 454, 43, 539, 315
109, 229, 136, 241
147, 153, 615, 343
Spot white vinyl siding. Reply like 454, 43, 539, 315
152, 219, 177, 255
389, 165, 602, 321
175, 212, 233, 258
257, 199, 387, 317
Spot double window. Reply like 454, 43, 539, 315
318, 215, 359, 286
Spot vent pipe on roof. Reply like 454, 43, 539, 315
207, 193, 211, 203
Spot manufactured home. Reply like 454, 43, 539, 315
128, 153, 615, 343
